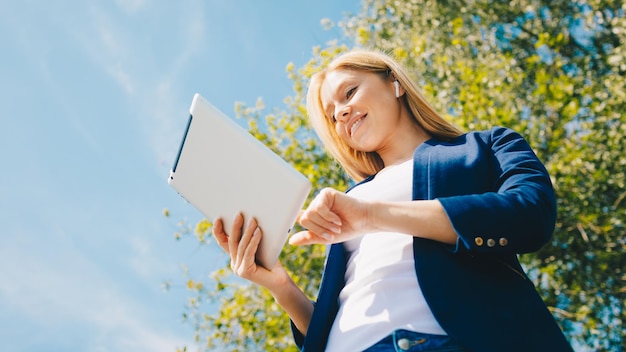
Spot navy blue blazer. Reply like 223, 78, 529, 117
293, 127, 573, 351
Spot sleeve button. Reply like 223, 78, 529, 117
474, 237, 484, 246
499, 238, 508, 246
487, 238, 496, 247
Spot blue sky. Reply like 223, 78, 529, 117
0, 1, 359, 351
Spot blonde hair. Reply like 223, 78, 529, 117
307, 49, 463, 181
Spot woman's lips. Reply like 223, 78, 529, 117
349, 114, 366, 136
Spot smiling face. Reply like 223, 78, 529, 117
320, 68, 407, 156
306, 49, 460, 180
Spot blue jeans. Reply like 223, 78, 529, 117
362, 330, 466, 352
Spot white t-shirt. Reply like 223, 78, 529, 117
325, 159, 446, 352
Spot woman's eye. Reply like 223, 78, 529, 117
347, 87, 356, 98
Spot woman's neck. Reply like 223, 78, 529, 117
378, 122, 430, 167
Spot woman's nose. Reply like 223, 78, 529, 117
335, 105, 351, 122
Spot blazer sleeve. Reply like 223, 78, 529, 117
437, 127, 556, 254
290, 319, 306, 350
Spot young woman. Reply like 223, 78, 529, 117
212, 49, 574, 351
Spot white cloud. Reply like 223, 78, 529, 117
115, 0, 147, 14
128, 235, 167, 280
0, 4, 103, 153
107, 62, 135, 95
136, 9, 209, 167
85, 4, 137, 96
75, 1, 209, 165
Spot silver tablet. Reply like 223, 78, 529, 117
168, 93, 311, 269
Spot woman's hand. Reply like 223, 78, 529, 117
213, 213, 316, 334
212, 213, 290, 291
290, 188, 459, 246
290, 188, 371, 245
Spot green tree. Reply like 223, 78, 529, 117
170, 1, 625, 350
343, 1, 625, 349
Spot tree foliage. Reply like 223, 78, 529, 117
171, 1, 625, 351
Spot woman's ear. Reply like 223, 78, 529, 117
394, 81, 400, 98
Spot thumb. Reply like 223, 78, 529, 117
289, 230, 333, 246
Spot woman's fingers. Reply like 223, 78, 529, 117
212, 217, 230, 253
214, 213, 262, 278
311, 189, 343, 226
236, 218, 257, 262
240, 227, 262, 274
228, 212, 244, 259
211, 214, 285, 290
298, 189, 343, 237
299, 210, 340, 239
292, 188, 372, 246
289, 230, 332, 245
212, 213, 258, 262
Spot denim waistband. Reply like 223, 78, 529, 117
362, 329, 466, 352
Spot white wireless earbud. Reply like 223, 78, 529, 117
394, 81, 400, 98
